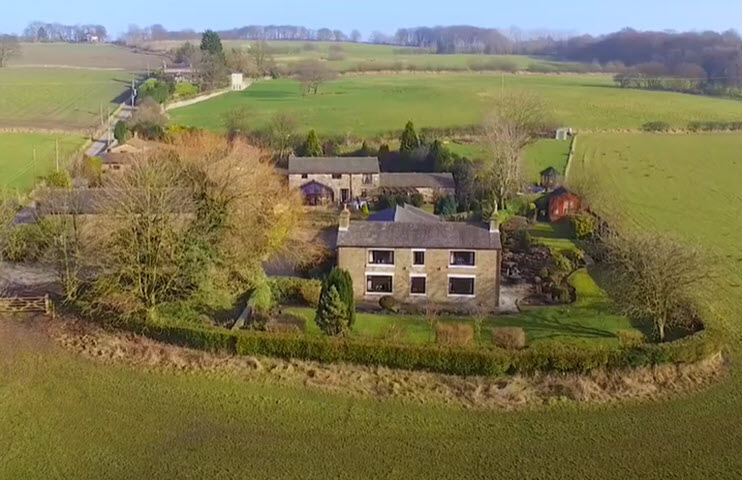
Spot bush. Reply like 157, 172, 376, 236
1, 221, 54, 262
563, 247, 585, 269
492, 327, 526, 350
267, 312, 307, 333
81, 156, 103, 186
570, 213, 596, 239
434, 194, 458, 216
642, 121, 671, 132
113, 120, 129, 144
550, 284, 572, 304
615, 329, 646, 348
247, 283, 274, 314
360, 203, 369, 216
268, 276, 322, 307
409, 192, 424, 207
687, 120, 742, 132
379, 295, 400, 313
435, 323, 474, 347
172, 81, 198, 99
44, 170, 72, 188
550, 252, 572, 274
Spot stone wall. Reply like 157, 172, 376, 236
289, 173, 379, 203
338, 246, 500, 310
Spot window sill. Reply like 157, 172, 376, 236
448, 265, 476, 269
447, 293, 476, 298
365, 291, 392, 295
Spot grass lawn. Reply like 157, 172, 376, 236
0, 132, 85, 192
0, 68, 135, 130
168, 74, 740, 137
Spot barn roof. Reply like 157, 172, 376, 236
288, 157, 380, 174
379, 172, 455, 189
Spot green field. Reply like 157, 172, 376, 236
169, 75, 740, 136
572, 132, 741, 323
1, 314, 738, 479
0, 68, 135, 130
144, 39, 585, 73
10, 42, 165, 69
0, 132, 84, 191
449, 138, 571, 183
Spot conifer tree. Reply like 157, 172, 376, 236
303, 129, 323, 156
399, 120, 419, 153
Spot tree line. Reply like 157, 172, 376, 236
120, 24, 362, 45
22, 21, 107, 42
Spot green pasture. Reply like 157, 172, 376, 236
0, 132, 84, 192
168, 74, 740, 136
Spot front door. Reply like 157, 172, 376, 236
341, 188, 350, 203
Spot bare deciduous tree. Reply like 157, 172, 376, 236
268, 111, 298, 160
481, 91, 553, 208
0, 34, 21, 67
293, 59, 336, 95
603, 232, 708, 342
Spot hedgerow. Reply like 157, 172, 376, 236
119, 318, 722, 377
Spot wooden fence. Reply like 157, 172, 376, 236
0, 295, 53, 316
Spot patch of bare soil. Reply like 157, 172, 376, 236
39, 316, 725, 411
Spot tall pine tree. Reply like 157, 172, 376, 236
303, 129, 323, 156
399, 120, 419, 153
200, 30, 223, 55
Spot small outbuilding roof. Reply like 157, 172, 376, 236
288, 157, 380, 175
367, 204, 442, 223
379, 172, 455, 189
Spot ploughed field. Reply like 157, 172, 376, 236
0, 68, 134, 131
167, 74, 740, 136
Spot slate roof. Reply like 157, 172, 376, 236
367, 204, 442, 223
337, 221, 500, 250
288, 157, 380, 175
338, 203, 500, 250
379, 172, 455, 189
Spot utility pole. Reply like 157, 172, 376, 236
107, 105, 112, 147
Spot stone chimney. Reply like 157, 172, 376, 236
489, 200, 499, 233
338, 204, 350, 232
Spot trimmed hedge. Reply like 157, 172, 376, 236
119, 318, 723, 377
267, 276, 321, 307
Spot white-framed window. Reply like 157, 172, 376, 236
301, 173, 308, 179
449, 250, 475, 267
409, 274, 426, 295
368, 249, 394, 265
366, 274, 393, 294
362, 173, 373, 184
448, 275, 475, 297
412, 249, 425, 266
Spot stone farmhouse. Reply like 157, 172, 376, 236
336, 204, 502, 311
288, 156, 455, 205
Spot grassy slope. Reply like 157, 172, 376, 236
169, 75, 740, 136
0, 319, 738, 480
10, 43, 165, 69
143, 39, 584, 72
0, 68, 134, 130
572, 132, 741, 325
0, 132, 84, 191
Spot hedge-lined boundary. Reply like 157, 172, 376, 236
120, 319, 723, 377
